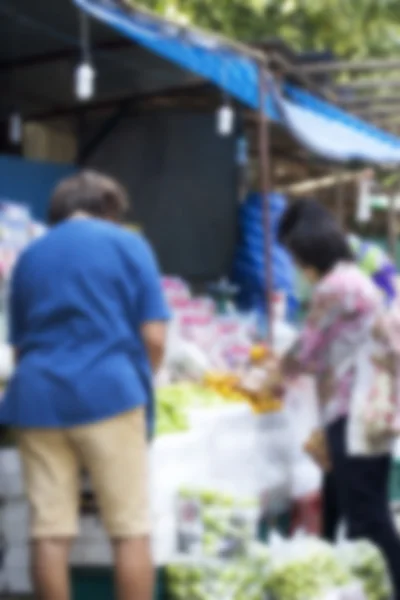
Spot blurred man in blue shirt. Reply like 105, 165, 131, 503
5, 171, 169, 600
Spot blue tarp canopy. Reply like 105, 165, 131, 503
74, 0, 400, 165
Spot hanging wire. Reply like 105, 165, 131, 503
79, 9, 92, 64
221, 53, 230, 105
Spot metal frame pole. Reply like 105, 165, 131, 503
257, 66, 273, 346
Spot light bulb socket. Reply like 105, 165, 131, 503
8, 112, 22, 145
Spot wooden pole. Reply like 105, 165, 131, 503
335, 172, 345, 227
388, 191, 397, 261
257, 66, 273, 346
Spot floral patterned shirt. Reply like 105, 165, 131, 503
283, 262, 383, 425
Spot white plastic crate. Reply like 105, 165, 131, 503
70, 539, 112, 566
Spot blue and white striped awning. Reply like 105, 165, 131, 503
74, 0, 400, 165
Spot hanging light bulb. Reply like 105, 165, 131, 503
216, 102, 235, 137
8, 111, 22, 145
75, 62, 95, 101
75, 10, 95, 102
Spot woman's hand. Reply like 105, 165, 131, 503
238, 360, 285, 402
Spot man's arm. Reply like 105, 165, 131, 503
136, 237, 169, 374
141, 321, 167, 374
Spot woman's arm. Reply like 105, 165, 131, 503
281, 289, 340, 378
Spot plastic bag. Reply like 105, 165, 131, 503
176, 488, 258, 559
291, 456, 323, 500
266, 532, 353, 600
166, 544, 269, 600
336, 540, 392, 600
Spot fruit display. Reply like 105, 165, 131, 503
166, 543, 270, 600
249, 343, 271, 362
156, 383, 223, 436
265, 537, 353, 600
337, 541, 392, 600
156, 364, 283, 438
177, 489, 258, 559
203, 363, 283, 414
203, 372, 247, 402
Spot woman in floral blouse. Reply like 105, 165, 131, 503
278, 205, 400, 599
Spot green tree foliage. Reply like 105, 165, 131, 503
132, 0, 400, 58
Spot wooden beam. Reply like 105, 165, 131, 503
302, 57, 400, 74
277, 170, 363, 195
340, 94, 400, 107
373, 113, 400, 126
0, 40, 132, 71
268, 52, 338, 103
354, 104, 400, 118
336, 78, 400, 92
15, 80, 207, 121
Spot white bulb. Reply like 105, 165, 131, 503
75, 62, 95, 101
8, 112, 22, 144
216, 105, 235, 136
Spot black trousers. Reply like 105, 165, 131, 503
322, 470, 340, 542
326, 417, 400, 599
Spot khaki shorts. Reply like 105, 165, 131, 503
16, 408, 150, 539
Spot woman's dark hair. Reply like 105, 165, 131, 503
278, 199, 336, 245
48, 170, 129, 225
279, 205, 353, 275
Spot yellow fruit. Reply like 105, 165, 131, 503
250, 345, 269, 362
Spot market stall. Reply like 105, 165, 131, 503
0, 270, 395, 600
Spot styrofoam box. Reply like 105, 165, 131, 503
0, 568, 7, 594
152, 517, 177, 566
1, 499, 29, 542
150, 431, 211, 517
4, 544, 29, 570
0, 449, 24, 498
70, 539, 112, 566
70, 516, 111, 566
5, 567, 31, 594
80, 515, 108, 542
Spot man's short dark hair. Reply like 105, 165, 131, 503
282, 218, 353, 275
48, 170, 129, 225
278, 199, 335, 246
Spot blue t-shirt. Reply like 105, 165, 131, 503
2, 218, 169, 434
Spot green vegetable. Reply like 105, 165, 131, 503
177, 488, 258, 559
166, 549, 269, 600
265, 541, 352, 600
338, 541, 392, 600
156, 384, 223, 436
